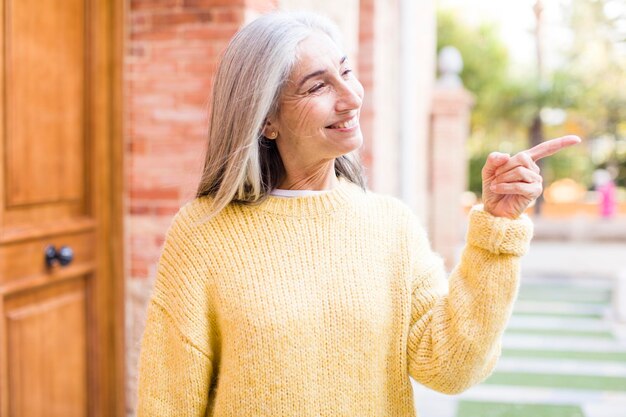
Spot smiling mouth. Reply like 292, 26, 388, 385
326, 116, 358, 129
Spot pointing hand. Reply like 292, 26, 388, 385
481, 135, 582, 219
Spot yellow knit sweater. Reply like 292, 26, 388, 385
137, 178, 533, 417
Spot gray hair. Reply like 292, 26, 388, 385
195, 11, 366, 218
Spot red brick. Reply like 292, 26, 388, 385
130, 74, 208, 92
131, 13, 151, 25
183, 0, 245, 7
127, 61, 179, 75
210, 6, 245, 24
130, 187, 180, 200
149, 140, 194, 154
131, 29, 179, 41
131, 235, 153, 250
359, 0, 374, 12
151, 42, 226, 59
128, 44, 148, 57
130, 91, 177, 104
127, 139, 149, 154
178, 24, 239, 40
130, 259, 149, 278
152, 10, 213, 27
129, 124, 181, 141
130, 204, 151, 215
131, 0, 180, 11
155, 204, 182, 215
178, 59, 219, 74
181, 90, 212, 104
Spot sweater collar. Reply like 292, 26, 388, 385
255, 177, 364, 217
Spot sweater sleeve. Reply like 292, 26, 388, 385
137, 207, 216, 417
406, 204, 533, 394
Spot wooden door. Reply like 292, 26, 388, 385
0, 1, 124, 416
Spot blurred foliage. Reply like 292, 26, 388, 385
437, 0, 626, 195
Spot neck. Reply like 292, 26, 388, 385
278, 161, 338, 191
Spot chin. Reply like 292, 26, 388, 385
323, 129, 364, 157
342, 130, 363, 153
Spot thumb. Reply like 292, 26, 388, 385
482, 152, 510, 180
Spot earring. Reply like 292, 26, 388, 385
267, 131, 278, 139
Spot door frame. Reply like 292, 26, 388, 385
89, 0, 125, 415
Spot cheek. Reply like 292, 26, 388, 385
291, 100, 334, 131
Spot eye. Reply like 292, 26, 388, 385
308, 82, 325, 94
342, 69, 353, 78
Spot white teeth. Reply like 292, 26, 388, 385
329, 117, 357, 129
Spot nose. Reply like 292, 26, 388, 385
335, 79, 363, 113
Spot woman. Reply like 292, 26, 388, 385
137, 11, 580, 417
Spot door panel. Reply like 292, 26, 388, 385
0, 232, 95, 288
6, 278, 88, 417
6, 0, 85, 207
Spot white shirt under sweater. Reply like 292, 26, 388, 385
269, 188, 333, 197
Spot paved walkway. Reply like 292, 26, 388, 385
411, 272, 626, 417
520, 241, 626, 280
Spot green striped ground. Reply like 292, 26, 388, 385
484, 371, 626, 391
510, 310, 604, 319
516, 287, 611, 304
457, 401, 585, 417
452, 279, 625, 417
505, 328, 614, 340
501, 348, 626, 362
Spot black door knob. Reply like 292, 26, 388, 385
45, 245, 74, 267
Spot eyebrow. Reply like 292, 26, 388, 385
296, 55, 348, 89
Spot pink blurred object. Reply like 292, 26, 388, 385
598, 180, 617, 218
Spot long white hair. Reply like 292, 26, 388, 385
195, 11, 366, 218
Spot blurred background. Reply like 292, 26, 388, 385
0, 0, 623, 416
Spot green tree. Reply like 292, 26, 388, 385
559, 0, 626, 186
437, 3, 625, 194
437, 10, 530, 194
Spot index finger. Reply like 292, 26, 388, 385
526, 135, 582, 161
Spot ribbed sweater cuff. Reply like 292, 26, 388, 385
466, 204, 533, 256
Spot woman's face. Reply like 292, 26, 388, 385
267, 32, 364, 165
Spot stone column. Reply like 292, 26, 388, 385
428, 46, 474, 270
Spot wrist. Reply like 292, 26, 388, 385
467, 204, 534, 256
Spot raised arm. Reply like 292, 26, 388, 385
407, 135, 580, 393
405, 206, 532, 394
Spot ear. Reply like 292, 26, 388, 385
262, 118, 279, 140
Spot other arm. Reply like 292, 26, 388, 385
137, 207, 216, 416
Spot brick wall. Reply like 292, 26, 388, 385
127, 0, 243, 275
